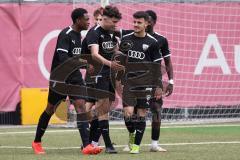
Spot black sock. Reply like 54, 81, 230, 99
135, 117, 146, 146
34, 111, 51, 142
151, 114, 161, 141
124, 116, 135, 133
77, 114, 90, 147
98, 120, 112, 148
89, 119, 101, 143
150, 100, 162, 141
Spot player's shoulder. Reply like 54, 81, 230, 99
122, 31, 134, 39
87, 25, 100, 33
120, 29, 134, 38
152, 32, 168, 41
59, 26, 72, 36
146, 33, 158, 43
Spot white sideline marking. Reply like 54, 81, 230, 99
0, 124, 240, 135
1, 141, 240, 150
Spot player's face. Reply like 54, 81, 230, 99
103, 16, 120, 31
78, 13, 90, 30
133, 18, 148, 33
94, 14, 102, 25
146, 16, 155, 32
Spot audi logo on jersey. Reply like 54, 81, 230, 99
128, 50, 145, 60
102, 41, 114, 50
72, 47, 81, 55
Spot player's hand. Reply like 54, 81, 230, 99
110, 61, 125, 72
154, 87, 163, 100
87, 64, 95, 75
165, 84, 173, 97
79, 58, 87, 64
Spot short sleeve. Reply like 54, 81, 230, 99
149, 41, 163, 62
85, 29, 99, 47
160, 37, 171, 58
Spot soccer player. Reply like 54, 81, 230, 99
145, 10, 173, 152
82, 5, 124, 153
32, 8, 102, 155
120, 11, 163, 154
93, 7, 103, 25
83, 7, 105, 147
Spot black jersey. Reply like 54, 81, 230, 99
50, 26, 83, 83
150, 32, 170, 59
120, 32, 162, 63
82, 25, 118, 76
120, 30, 170, 59
119, 32, 163, 89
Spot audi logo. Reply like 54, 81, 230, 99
102, 41, 114, 50
128, 50, 145, 60
72, 47, 81, 55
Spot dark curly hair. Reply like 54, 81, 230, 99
103, 5, 122, 20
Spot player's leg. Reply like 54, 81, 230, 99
73, 99, 90, 148
32, 89, 64, 154
86, 101, 101, 147
96, 98, 117, 153
123, 106, 135, 150
93, 76, 117, 153
122, 86, 136, 152
149, 98, 167, 152
73, 98, 102, 155
130, 104, 147, 154
85, 82, 102, 146
122, 107, 137, 152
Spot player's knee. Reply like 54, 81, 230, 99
74, 99, 86, 113
45, 104, 55, 115
124, 110, 134, 118
137, 109, 147, 117
150, 101, 162, 114
98, 113, 108, 121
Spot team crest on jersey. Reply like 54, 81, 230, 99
142, 44, 149, 51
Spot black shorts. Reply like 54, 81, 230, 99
48, 80, 86, 106
95, 76, 115, 101
85, 83, 97, 103
122, 86, 154, 108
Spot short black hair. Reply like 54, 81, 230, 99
71, 8, 88, 23
145, 10, 157, 23
133, 11, 149, 22
103, 5, 122, 20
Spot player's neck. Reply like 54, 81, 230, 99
100, 24, 109, 32
71, 24, 81, 33
147, 28, 154, 35
134, 31, 146, 37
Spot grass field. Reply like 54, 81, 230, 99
0, 123, 240, 160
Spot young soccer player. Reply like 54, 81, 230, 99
145, 10, 173, 152
32, 8, 102, 155
82, 5, 124, 153
120, 11, 163, 154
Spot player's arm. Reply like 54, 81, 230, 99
161, 37, 174, 96
87, 30, 124, 71
56, 34, 71, 62
149, 42, 163, 100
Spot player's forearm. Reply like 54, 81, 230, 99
92, 53, 111, 67
164, 57, 174, 80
